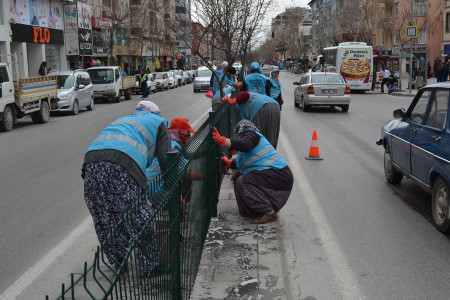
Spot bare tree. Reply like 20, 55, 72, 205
106, 0, 131, 66
167, 0, 274, 97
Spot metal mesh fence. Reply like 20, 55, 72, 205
47, 93, 241, 300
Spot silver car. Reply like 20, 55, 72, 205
293, 72, 351, 112
49, 70, 94, 114
193, 67, 213, 92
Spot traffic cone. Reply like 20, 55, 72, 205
305, 130, 323, 160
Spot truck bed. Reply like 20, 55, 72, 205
14, 76, 58, 110
122, 76, 135, 90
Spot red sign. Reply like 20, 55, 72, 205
32, 27, 50, 43
92, 17, 113, 29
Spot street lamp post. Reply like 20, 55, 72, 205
409, 0, 414, 94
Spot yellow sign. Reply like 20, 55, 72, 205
405, 26, 418, 39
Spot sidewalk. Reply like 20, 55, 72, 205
390, 77, 437, 97
191, 175, 287, 299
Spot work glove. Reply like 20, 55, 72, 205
235, 82, 243, 87
212, 127, 226, 146
222, 95, 231, 102
220, 154, 232, 168
223, 96, 236, 105
188, 170, 204, 180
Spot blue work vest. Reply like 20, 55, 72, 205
87, 111, 168, 177
268, 78, 281, 99
244, 73, 267, 95
146, 139, 181, 194
212, 69, 224, 93
222, 74, 234, 87
212, 85, 233, 102
237, 92, 279, 121
236, 130, 287, 174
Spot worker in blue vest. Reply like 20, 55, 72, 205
212, 120, 293, 224
241, 62, 267, 95
266, 68, 283, 109
146, 117, 197, 196
209, 61, 228, 93
224, 91, 280, 149
211, 85, 233, 111
82, 100, 171, 272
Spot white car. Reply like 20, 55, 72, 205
153, 72, 170, 91
49, 70, 94, 115
135, 73, 157, 95
170, 70, 184, 86
193, 66, 213, 92
167, 71, 178, 89
184, 71, 192, 84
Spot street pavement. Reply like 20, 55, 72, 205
3, 71, 450, 300
0, 83, 211, 299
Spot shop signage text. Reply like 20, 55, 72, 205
32, 27, 51, 43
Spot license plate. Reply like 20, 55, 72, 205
94, 93, 102, 97
322, 89, 337, 94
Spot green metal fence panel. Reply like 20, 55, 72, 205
47, 100, 241, 300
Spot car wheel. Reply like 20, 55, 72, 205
115, 95, 121, 103
166, 85, 169, 90
37, 101, 50, 123
87, 97, 94, 111
432, 177, 450, 233
294, 95, 299, 107
384, 147, 403, 184
72, 99, 79, 115
301, 97, 309, 112
125, 92, 131, 100
341, 105, 349, 112
0, 105, 14, 132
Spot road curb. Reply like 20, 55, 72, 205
391, 92, 416, 97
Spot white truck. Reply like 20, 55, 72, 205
0, 55, 58, 132
86, 66, 135, 102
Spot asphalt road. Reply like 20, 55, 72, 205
3, 71, 450, 299
0, 82, 210, 298
278, 71, 450, 299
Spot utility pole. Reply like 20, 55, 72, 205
409, 0, 414, 94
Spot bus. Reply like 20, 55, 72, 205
323, 42, 373, 91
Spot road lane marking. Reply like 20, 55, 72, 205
191, 109, 210, 129
279, 129, 364, 299
0, 216, 93, 300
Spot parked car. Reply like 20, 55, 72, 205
183, 71, 192, 84
169, 70, 183, 86
293, 72, 351, 112
153, 72, 170, 91
180, 70, 189, 85
193, 66, 213, 92
49, 70, 94, 115
167, 71, 178, 89
377, 84, 450, 233
189, 70, 196, 80
261, 66, 270, 77
135, 73, 157, 95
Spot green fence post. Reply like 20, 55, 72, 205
209, 111, 220, 219
167, 150, 181, 300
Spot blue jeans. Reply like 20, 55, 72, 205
142, 84, 148, 98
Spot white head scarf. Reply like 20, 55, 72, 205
136, 100, 160, 113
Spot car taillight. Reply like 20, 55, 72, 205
345, 85, 351, 94
307, 85, 314, 94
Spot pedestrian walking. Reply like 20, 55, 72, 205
82, 100, 171, 272
139, 69, 149, 98
266, 68, 283, 109
241, 62, 267, 95
224, 91, 280, 149
38, 61, 47, 76
212, 120, 293, 224
442, 63, 449, 82
381, 66, 390, 93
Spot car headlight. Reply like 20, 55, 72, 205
58, 92, 70, 99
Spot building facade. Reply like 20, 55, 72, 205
443, 1, 450, 59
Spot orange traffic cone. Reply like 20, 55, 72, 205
305, 130, 323, 160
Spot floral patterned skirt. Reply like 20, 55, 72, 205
84, 161, 158, 272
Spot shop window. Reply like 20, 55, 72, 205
417, 29, 426, 44
446, 12, 450, 33
413, 1, 427, 17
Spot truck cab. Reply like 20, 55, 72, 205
87, 66, 122, 102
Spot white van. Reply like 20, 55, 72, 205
193, 66, 213, 92
49, 70, 94, 114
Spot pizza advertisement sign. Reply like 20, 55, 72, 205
339, 48, 372, 83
